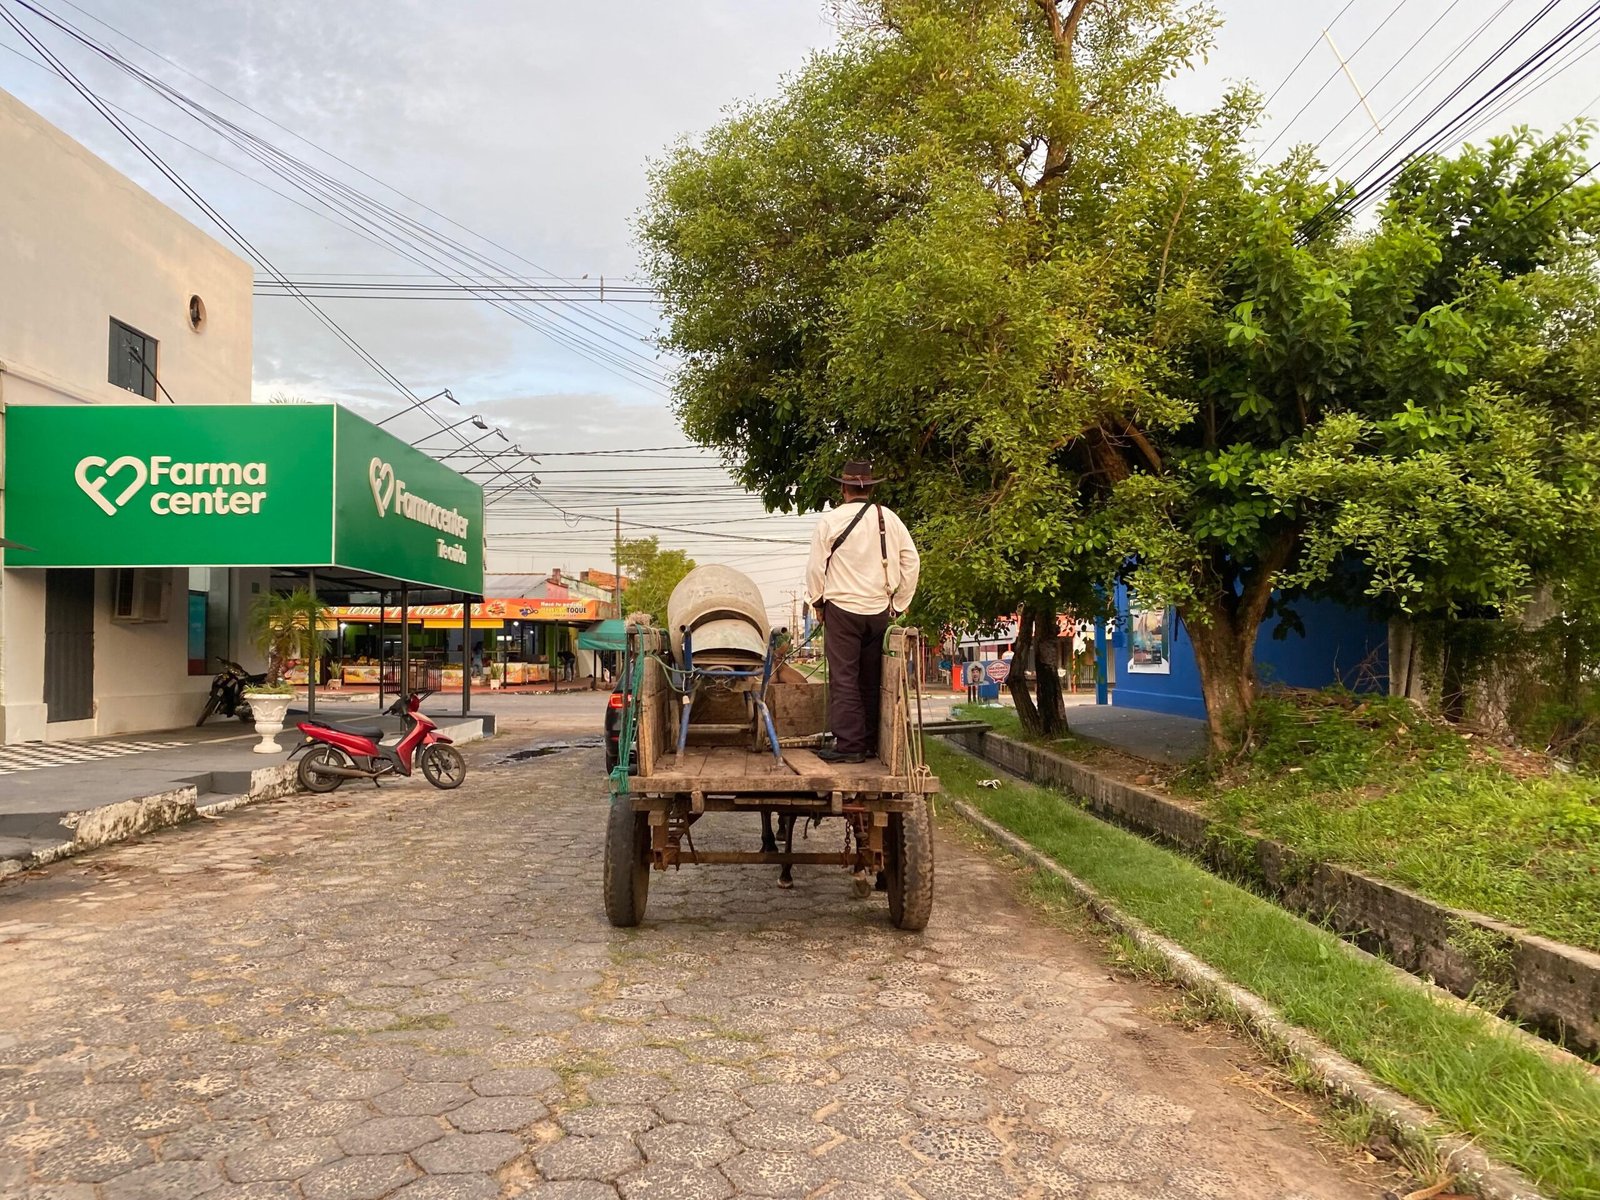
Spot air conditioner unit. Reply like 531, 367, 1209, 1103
112, 568, 172, 623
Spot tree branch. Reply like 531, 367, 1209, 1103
1033, 0, 1095, 188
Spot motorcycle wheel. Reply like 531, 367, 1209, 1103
297, 745, 352, 793
421, 744, 466, 790
197, 695, 219, 727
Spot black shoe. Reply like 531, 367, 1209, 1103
817, 748, 867, 764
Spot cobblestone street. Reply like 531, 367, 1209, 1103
0, 735, 1379, 1200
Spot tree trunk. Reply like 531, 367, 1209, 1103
1008, 610, 1042, 733
1033, 607, 1069, 736
1182, 604, 1256, 752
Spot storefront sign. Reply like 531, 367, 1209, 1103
326, 597, 602, 624
3, 404, 484, 592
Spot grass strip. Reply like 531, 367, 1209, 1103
927, 738, 1600, 1200
956, 697, 1600, 954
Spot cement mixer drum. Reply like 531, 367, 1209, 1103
666, 564, 771, 668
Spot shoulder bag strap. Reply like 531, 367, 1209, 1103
819, 501, 873, 600
877, 505, 894, 609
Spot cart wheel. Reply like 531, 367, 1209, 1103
886, 797, 934, 931
603, 795, 651, 927
297, 745, 350, 794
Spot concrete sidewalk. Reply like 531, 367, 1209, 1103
1066, 702, 1209, 765
952, 693, 1209, 765
0, 699, 488, 871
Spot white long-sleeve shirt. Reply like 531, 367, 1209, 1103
805, 500, 920, 617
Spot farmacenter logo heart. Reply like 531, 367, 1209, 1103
369, 457, 396, 517
75, 455, 149, 516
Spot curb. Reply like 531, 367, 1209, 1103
946, 795, 1551, 1200
0, 720, 487, 880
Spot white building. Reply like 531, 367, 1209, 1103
0, 86, 260, 743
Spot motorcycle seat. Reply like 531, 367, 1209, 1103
306, 720, 383, 740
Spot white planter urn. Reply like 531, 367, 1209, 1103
245, 691, 294, 754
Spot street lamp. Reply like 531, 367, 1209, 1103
435, 428, 509, 461
410, 414, 488, 447
376, 387, 457, 427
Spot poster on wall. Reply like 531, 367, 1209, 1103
1126, 606, 1173, 674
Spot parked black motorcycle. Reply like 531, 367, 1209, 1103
197, 658, 267, 726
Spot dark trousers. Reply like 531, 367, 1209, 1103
823, 603, 893, 756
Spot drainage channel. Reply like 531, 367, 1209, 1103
500, 736, 603, 763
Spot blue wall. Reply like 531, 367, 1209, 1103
1111, 587, 1388, 721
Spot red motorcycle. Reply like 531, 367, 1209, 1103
290, 692, 466, 793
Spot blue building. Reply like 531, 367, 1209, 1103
1110, 586, 1388, 721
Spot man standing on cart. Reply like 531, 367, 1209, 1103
805, 460, 921, 764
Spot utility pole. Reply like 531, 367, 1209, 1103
613, 507, 622, 618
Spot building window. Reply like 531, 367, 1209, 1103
109, 317, 158, 399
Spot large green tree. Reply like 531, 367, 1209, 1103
1114, 131, 1600, 739
640, 0, 1600, 748
641, 0, 1242, 734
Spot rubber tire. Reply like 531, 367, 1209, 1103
196, 695, 219, 727
603, 795, 651, 927
297, 745, 350, 794
886, 797, 934, 931
421, 744, 467, 790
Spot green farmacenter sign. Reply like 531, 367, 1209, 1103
3, 403, 484, 593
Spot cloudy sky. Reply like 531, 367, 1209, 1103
2, 0, 1594, 621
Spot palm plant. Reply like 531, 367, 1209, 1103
249, 587, 326, 689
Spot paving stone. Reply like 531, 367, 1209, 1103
509, 1183, 620, 1200
719, 1150, 829, 1197
471, 1066, 560, 1096
615, 1164, 733, 1200
300, 1153, 421, 1200
536, 1135, 644, 1182
908, 1123, 1009, 1164
388, 1176, 503, 1200
337, 1115, 446, 1156
815, 1138, 924, 1184
584, 1076, 671, 1105
97, 1160, 226, 1200
411, 1132, 525, 1174
729, 1110, 831, 1152
156, 1118, 269, 1161
451, 1094, 550, 1132
651, 1091, 750, 1127
268, 1101, 373, 1138
36, 1136, 155, 1183
224, 1136, 343, 1183
372, 1082, 473, 1116
637, 1123, 741, 1166
558, 1104, 658, 1136
909, 1162, 1017, 1200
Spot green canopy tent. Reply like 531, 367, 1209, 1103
578, 619, 627, 653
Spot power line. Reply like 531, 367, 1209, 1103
45, 0, 663, 335
10, 0, 671, 397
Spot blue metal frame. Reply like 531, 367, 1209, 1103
672, 626, 785, 760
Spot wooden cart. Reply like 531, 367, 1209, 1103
603, 625, 939, 930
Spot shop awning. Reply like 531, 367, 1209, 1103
323, 597, 602, 626
2, 402, 484, 594
578, 618, 628, 652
